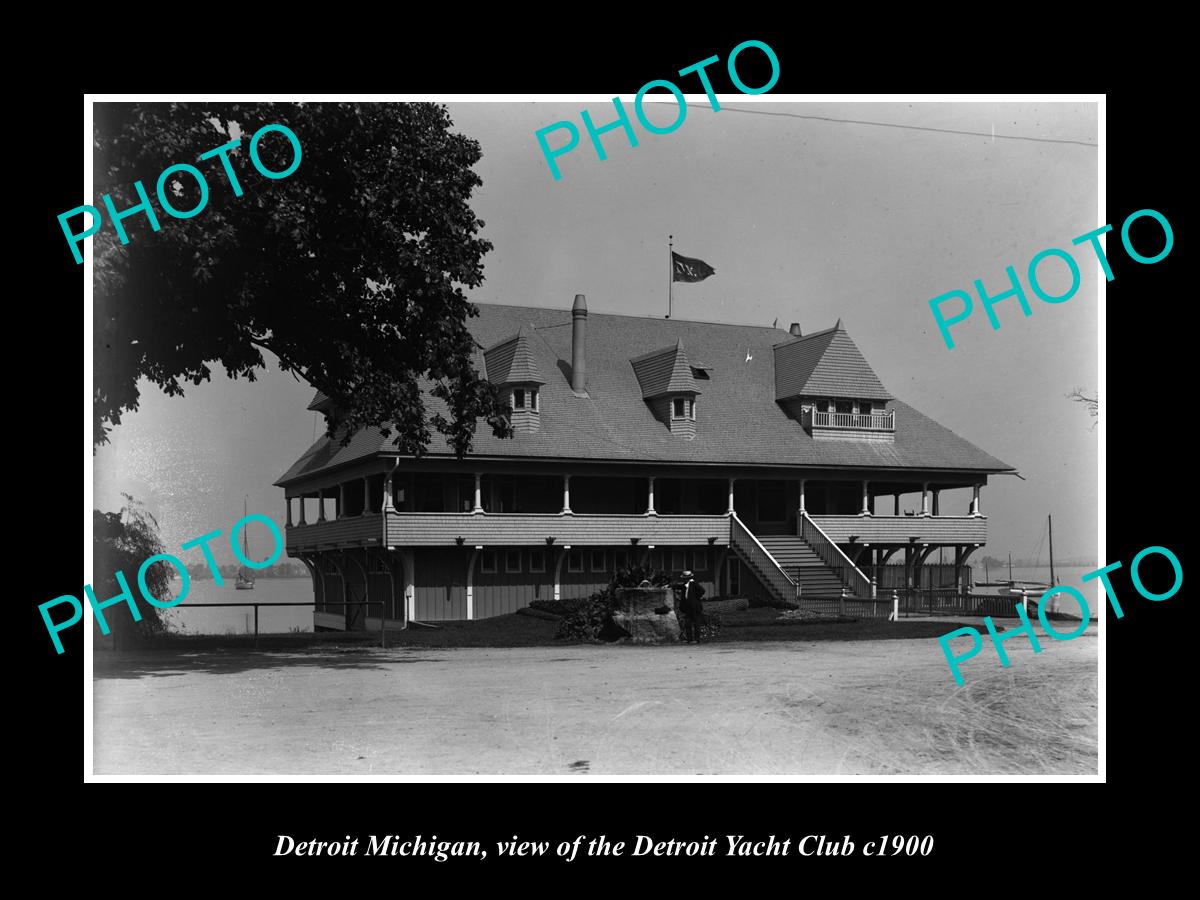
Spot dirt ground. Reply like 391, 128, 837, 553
92, 620, 1098, 776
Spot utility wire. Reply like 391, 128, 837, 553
686, 104, 1098, 148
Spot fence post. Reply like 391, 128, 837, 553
839, 585, 847, 617
254, 605, 259, 650
870, 576, 877, 600
1021, 590, 1028, 618
891, 590, 899, 622
380, 603, 386, 649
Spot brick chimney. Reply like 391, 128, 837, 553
571, 294, 587, 395
789, 322, 802, 337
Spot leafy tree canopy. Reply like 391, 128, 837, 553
93, 102, 512, 455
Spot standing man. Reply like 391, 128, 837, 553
678, 570, 706, 644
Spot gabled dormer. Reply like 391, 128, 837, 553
484, 326, 546, 433
307, 390, 343, 431
631, 338, 701, 439
774, 319, 895, 442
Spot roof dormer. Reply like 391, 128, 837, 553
485, 326, 546, 433
773, 320, 895, 442
631, 339, 701, 439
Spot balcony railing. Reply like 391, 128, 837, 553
808, 514, 986, 544
810, 409, 895, 431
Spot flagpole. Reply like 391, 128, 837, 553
667, 234, 673, 319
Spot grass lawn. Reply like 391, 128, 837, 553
129, 607, 999, 652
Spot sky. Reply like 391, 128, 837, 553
93, 99, 1099, 567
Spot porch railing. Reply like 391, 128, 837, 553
810, 409, 895, 431
799, 511, 874, 599
730, 513, 796, 605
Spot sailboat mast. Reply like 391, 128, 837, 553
1048, 514, 1055, 585
244, 496, 250, 559
1008, 552, 1012, 583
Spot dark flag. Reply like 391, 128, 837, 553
671, 251, 716, 283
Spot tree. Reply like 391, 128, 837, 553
1066, 387, 1098, 428
93, 495, 173, 644
92, 102, 512, 455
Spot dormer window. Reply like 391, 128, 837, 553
835, 399, 853, 415
530, 389, 539, 411
511, 388, 539, 412
673, 398, 685, 418
858, 399, 873, 415
815, 399, 830, 413
513, 388, 525, 409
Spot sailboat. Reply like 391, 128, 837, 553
236, 496, 256, 590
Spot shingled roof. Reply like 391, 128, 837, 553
774, 320, 891, 401
631, 339, 700, 399
483, 325, 545, 386
276, 303, 1012, 485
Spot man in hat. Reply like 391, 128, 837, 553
678, 570, 706, 644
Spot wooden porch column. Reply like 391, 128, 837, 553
921, 483, 930, 516
382, 471, 395, 511
727, 478, 736, 514
337, 483, 345, 519
286, 496, 293, 527
362, 476, 371, 515
646, 476, 656, 514
861, 480, 870, 515
971, 484, 982, 516
932, 489, 940, 517
799, 479, 806, 514
562, 474, 572, 513
317, 488, 326, 522
298, 494, 307, 525
894, 493, 901, 516
473, 473, 483, 513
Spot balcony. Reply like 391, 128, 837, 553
286, 513, 384, 551
804, 408, 895, 443
811, 409, 895, 430
808, 514, 986, 545
287, 510, 732, 550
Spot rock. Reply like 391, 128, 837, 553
611, 586, 682, 644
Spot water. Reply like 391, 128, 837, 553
163, 577, 314, 635
976, 565, 1101, 612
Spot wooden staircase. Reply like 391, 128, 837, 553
756, 535, 855, 597
728, 514, 870, 606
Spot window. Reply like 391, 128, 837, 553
690, 366, 711, 380
728, 559, 741, 595
505, 550, 521, 573
673, 397, 685, 418
513, 388, 525, 409
671, 549, 687, 571
529, 549, 546, 573
859, 400, 873, 415
530, 389, 539, 411
567, 549, 584, 572
757, 481, 787, 523
815, 399, 830, 413
687, 398, 695, 420
589, 549, 607, 572
613, 549, 629, 570
690, 549, 709, 573
480, 550, 497, 574
835, 399, 853, 414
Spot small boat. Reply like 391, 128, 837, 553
235, 496, 256, 590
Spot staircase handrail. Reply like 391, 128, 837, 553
729, 513, 796, 603
799, 510, 873, 598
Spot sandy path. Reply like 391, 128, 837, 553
93, 627, 1098, 776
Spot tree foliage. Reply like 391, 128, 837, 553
92, 102, 512, 455
93, 494, 172, 642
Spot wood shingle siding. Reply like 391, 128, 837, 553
384, 511, 730, 547
809, 515, 987, 544
285, 514, 383, 550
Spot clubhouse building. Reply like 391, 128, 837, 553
275, 296, 1012, 631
